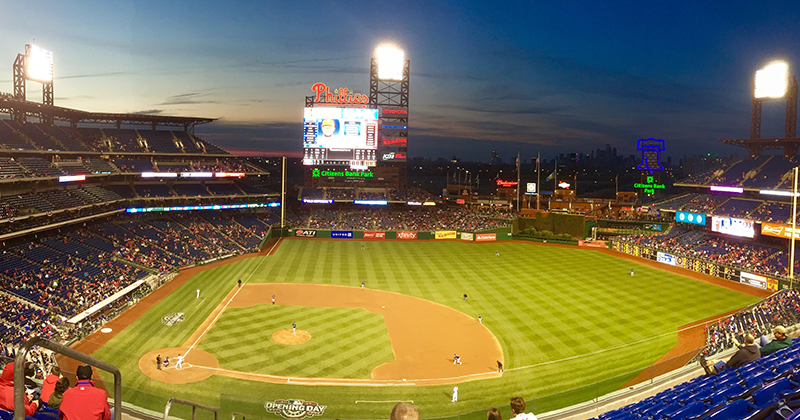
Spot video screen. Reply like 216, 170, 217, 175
303, 107, 379, 168
711, 216, 755, 238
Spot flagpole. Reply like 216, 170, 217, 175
536, 152, 540, 210
554, 159, 558, 192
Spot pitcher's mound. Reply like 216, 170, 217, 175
273, 329, 311, 344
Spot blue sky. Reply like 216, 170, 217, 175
1, 1, 799, 162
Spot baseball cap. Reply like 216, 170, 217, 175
773, 326, 787, 335
76, 365, 93, 380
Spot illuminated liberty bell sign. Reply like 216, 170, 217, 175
635, 138, 666, 194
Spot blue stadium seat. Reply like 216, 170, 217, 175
707, 383, 746, 405
751, 377, 798, 408
668, 400, 707, 420
705, 399, 758, 420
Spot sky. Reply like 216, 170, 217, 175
1, 1, 799, 162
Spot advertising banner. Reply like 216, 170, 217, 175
460, 233, 474, 241
435, 231, 458, 240
295, 229, 317, 238
397, 231, 417, 240
675, 211, 706, 226
740, 272, 768, 290
363, 231, 386, 239
331, 231, 353, 239
711, 216, 755, 238
761, 222, 800, 240
657, 251, 677, 266
578, 240, 606, 248
476, 233, 497, 242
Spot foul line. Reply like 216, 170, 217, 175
195, 297, 206, 308
267, 236, 283, 255
184, 252, 271, 358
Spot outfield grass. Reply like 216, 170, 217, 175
92, 240, 759, 420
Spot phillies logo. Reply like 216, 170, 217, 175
311, 83, 368, 104
264, 399, 327, 419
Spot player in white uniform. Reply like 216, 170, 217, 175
452, 385, 458, 402
292, 322, 297, 335
176, 354, 184, 369
453, 354, 461, 364
196, 289, 200, 298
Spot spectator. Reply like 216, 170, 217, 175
48, 377, 70, 410
58, 364, 110, 420
41, 365, 61, 402
760, 326, 792, 356
390, 402, 419, 420
0, 362, 41, 416
509, 396, 537, 420
700, 333, 760, 375
487, 407, 502, 420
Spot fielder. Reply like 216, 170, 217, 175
176, 354, 184, 370
272, 294, 276, 304
630, 268, 634, 276
196, 289, 200, 298
495, 251, 500, 257
361, 281, 365, 289
478, 315, 482, 324
453, 354, 461, 364
292, 322, 296, 335
452, 385, 458, 402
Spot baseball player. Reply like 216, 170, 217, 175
452, 385, 458, 402
272, 294, 276, 304
163, 356, 169, 368
497, 360, 503, 373
176, 354, 184, 370
478, 315, 482, 324
292, 322, 296, 335
495, 251, 500, 257
361, 244, 365, 250
196, 289, 200, 298
238, 279, 242, 288
156, 355, 161, 370
361, 281, 365, 289
630, 268, 634, 276
453, 354, 461, 364
463, 293, 468, 302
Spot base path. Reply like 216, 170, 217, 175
142, 283, 504, 386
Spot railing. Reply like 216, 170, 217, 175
14, 337, 121, 420
164, 397, 218, 420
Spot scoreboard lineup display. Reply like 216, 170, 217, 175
303, 107, 379, 168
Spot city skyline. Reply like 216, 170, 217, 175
1, 1, 799, 161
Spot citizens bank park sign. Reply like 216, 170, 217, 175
265, 399, 327, 419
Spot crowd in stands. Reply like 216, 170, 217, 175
298, 207, 512, 231
300, 187, 438, 203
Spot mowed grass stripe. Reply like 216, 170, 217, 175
197, 305, 393, 378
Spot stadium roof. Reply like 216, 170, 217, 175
0, 93, 215, 130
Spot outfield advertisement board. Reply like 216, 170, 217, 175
761, 222, 800, 240
676, 211, 706, 225
476, 233, 497, 241
578, 240, 606, 248
397, 231, 417, 240
657, 251, 677, 266
460, 232, 473, 241
363, 231, 386, 239
740, 272, 768, 289
331, 231, 353, 239
295, 230, 317, 238
435, 231, 457, 239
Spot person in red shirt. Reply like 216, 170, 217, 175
58, 365, 110, 420
41, 366, 61, 403
0, 362, 41, 416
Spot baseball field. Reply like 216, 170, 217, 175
78, 239, 765, 420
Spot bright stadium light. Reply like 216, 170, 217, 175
376, 45, 404, 80
755, 61, 788, 99
26, 44, 53, 83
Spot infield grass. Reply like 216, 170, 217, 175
92, 239, 760, 420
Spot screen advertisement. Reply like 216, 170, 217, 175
657, 252, 677, 266
676, 211, 706, 226
711, 216, 755, 238
303, 107, 379, 168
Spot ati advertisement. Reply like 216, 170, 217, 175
295, 230, 317, 238
397, 231, 417, 240
363, 231, 386, 239
435, 231, 457, 239
476, 233, 497, 241
303, 107, 378, 168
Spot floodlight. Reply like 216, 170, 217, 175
26, 44, 53, 83
755, 61, 788, 99
376, 45, 404, 80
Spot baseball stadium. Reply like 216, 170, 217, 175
3, 40, 800, 420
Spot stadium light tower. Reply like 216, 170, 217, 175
750, 60, 797, 148
370, 44, 409, 185
12, 44, 54, 124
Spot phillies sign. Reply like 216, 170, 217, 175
311, 83, 369, 104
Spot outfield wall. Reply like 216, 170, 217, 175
290, 227, 512, 241
610, 239, 789, 291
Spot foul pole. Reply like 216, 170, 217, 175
281, 156, 286, 230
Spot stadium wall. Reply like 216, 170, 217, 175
515, 212, 584, 238
610, 239, 789, 291
289, 227, 511, 241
